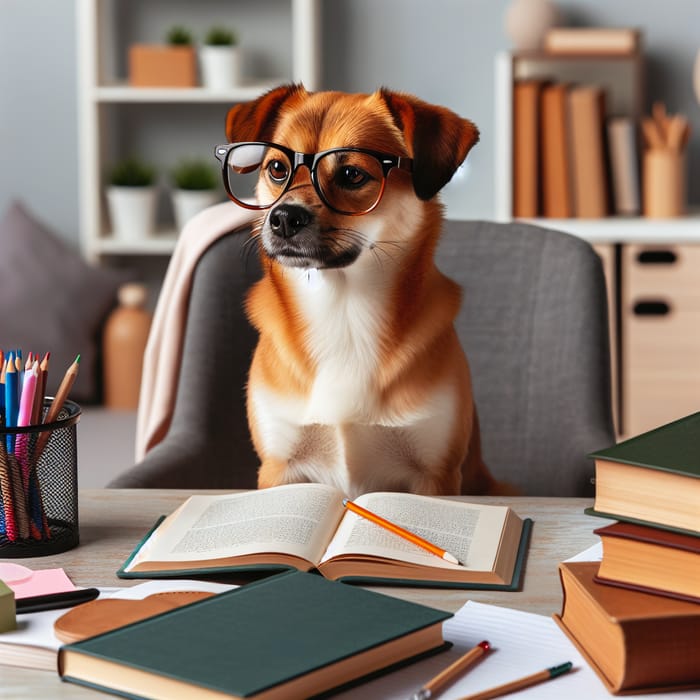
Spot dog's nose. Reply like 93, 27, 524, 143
269, 204, 312, 239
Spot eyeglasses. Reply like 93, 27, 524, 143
214, 141, 413, 216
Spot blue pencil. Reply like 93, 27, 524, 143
5, 354, 18, 453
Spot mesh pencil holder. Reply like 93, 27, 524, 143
0, 398, 81, 557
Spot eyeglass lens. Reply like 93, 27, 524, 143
224, 144, 386, 214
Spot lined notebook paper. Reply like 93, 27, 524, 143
336, 600, 699, 699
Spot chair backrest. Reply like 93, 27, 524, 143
110, 219, 614, 496
438, 220, 614, 496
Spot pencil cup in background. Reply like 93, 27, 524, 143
643, 149, 686, 218
0, 399, 81, 557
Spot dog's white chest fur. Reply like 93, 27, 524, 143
297, 267, 384, 423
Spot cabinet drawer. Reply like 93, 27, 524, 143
622, 244, 700, 310
624, 374, 700, 437
622, 308, 700, 436
623, 309, 700, 371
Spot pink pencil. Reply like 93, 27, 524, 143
16, 362, 39, 490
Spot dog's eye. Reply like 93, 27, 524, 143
337, 166, 369, 189
266, 160, 289, 184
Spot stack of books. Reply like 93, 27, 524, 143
512, 27, 641, 219
554, 412, 700, 694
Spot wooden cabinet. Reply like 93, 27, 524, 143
621, 244, 700, 436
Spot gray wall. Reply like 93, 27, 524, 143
1, 0, 699, 246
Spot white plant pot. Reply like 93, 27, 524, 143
106, 186, 157, 241
172, 189, 219, 231
200, 45, 241, 90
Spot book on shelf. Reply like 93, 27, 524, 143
59, 570, 451, 700
540, 81, 573, 218
512, 78, 546, 218
118, 483, 531, 590
554, 561, 700, 695
607, 116, 641, 215
594, 521, 700, 603
568, 84, 610, 218
543, 27, 641, 56
586, 411, 700, 535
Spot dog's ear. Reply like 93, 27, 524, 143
225, 83, 308, 142
378, 89, 479, 200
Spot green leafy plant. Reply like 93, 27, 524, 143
204, 26, 238, 46
109, 157, 156, 187
171, 159, 219, 191
167, 25, 193, 45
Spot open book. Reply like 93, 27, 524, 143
119, 484, 531, 589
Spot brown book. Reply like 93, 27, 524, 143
568, 85, 610, 218
594, 522, 700, 603
512, 79, 545, 218
540, 83, 572, 218
544, 28, 641, 56
554, 561, 700, 694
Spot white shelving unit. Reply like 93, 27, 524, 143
77, 0, 320, 262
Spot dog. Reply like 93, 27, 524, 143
221, 84, 506, 498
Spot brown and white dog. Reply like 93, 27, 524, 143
222, 84, 505, 498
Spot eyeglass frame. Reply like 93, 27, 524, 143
214, 141, 414, 216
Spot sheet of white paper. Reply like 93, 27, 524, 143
565, 541, 602, 562
335, 600, 699, 699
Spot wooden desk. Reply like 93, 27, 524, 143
0, 490, 607, 698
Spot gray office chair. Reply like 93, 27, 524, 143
109, 219, 615, 496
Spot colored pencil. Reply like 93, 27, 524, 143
4, 354, 18, 452
410, 641, 491, 700
31, 351, 50, 424
455, 662, 573, 700
342, 498, 462, 565
34, 354, 80, 460
16, 362, 39, 490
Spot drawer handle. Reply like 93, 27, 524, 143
637, 250, 677, 265
633, 301, 671, 316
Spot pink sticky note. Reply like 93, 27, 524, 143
0, 563, 77, 599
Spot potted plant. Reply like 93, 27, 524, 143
106, 157, 158, 241
170, 159, 220, 230
128, 25, 197, 87
199, 26, 241, 90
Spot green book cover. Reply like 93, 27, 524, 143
59, 570, 451, 699
589, 411, 700, 477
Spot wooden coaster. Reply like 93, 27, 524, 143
54, 590, 215, 643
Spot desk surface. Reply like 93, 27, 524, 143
1, 490, 607, 698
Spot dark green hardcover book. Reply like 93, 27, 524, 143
588, 412, 700, 535
59, 571, 451, 700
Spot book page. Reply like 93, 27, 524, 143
126, 484, 345, 569
321, 493, 509, 571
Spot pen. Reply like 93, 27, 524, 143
455, 661, 573, 700
410, 640, 490, 700
15, 587, 100, 614
342, 499, 462, 565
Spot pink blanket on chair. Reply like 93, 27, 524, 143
135, 202, 258, 460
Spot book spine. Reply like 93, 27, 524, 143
568, 87, 610, 218
544, 29, 640, 55
513, 80, 543, 218
540, 83, 572, 218
607, 117, 641, 215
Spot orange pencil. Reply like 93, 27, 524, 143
342, 498, 461, 565
411, 640, 491, 700
456, 662, 573, 700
